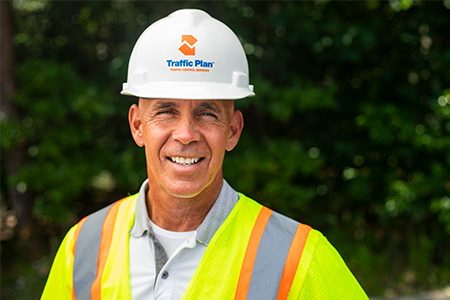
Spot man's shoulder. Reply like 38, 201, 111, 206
75, 193, 138, 228
238, 193, 312, 230
236, 193, 328, 247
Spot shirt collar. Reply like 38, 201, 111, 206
129, 179, 239, 246
129, 179, 151, 238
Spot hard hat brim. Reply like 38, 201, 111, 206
121, 81, 255, 100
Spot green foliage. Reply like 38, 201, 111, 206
3, 0, 450, 298
228, 1, 450, 295
4, 58, 146, 224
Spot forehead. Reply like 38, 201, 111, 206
141, 98, 233, 112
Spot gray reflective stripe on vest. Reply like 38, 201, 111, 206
73, 203, 113, 300
247, 211, 299, 299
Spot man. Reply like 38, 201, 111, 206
42, 9, 368, 299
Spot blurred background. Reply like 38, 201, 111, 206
1, 0, 450, 299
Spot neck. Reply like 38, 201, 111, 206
146, 177, 223, 232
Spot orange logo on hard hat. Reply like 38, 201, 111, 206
179, 35, 197, 56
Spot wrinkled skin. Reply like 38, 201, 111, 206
128, 98, 243, 231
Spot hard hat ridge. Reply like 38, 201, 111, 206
167, 8, 206, 27
121, 9, 255, 100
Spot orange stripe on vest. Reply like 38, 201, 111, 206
91, 200, 123, 298
71, 217, 87, 300
234, 206, 273, 300
276, 223, 312, 300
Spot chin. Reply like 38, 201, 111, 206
164, 182, 207, 199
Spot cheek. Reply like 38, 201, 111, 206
143, 123, 169, 144
142, 127, 168, 161
208, 130, 230, 157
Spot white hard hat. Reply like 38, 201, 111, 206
121, 9, 255, 100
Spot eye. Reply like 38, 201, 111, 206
199, 111, 217, 118
157, 110, 175, 115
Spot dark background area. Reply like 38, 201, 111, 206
1, 1, 450, 298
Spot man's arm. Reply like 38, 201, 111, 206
41, 225, 79, 300
291, 230, 369, 299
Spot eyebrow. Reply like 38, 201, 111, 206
198, 102, 222, 114
151, 100, 223, 114
153, 101, 177, 110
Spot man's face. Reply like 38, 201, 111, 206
129, 99, 243, 199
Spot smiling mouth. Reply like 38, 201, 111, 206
169, 157, 203, 166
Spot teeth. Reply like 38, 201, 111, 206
171, 157, 200, 166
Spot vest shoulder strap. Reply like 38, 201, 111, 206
182, 194, 312, 300
72, 194, 137, 300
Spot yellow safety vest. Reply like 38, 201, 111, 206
41, 193, 368, 299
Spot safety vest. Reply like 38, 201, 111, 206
42, 194, 368, 300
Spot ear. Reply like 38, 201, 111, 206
129, 104, 144, 147
226, 110, 244, 151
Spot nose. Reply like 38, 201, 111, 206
172, 115, 200, 145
